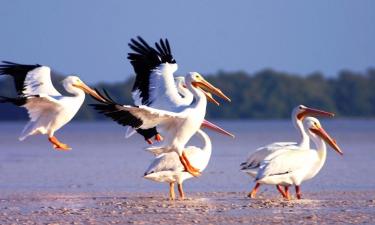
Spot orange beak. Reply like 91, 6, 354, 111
202, 91, 220, 106
73, 82, 107, 102
192, 78, 231, 105
309, 126, 343, 155
297, 107, 335, 120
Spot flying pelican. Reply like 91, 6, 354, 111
90, 72, 231, 176
240, 105, 334, 198
255, 117, 343, 200
144, 129, 211, 200
124, 76, 194, 141
0, 61, 105, 150
126, 37, 232, 144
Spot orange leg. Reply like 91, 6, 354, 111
248, 183, 261, 198
179, 151, 201, 177
295, 185, 302, 199
48, 136, 71, 151
177, 183, 185, 200
154, 134, 163, 142
284, 186, 291, 200
146, 139, 153, 145
169, 183, 175, 200
276, 185, 287, 198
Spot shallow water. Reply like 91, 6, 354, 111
0, 119, 374, 193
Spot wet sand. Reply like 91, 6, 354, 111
1, 190, 374, 224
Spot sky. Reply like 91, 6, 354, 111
0, 0, 374, 83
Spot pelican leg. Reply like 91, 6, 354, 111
276, 185, 287, 198
247, 183, 261, 198
169, 183, 175, 200
48, 136, 71, 151
177, 183, 185, 200
295, 185, 302, 199
154, 134, 163, 142
284, 186, 291, 200
180, 151, 201, 177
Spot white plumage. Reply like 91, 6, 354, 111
91, 72, 231, 177
0, 61, 104, 150
23, 66, 61, 96
240, 105, 334, 198
256, 117, 343, 200
144, 129, 212, 199
125, 37, 232, 144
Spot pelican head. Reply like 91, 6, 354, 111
304, 117, 343, 155
186, 72, 231, 106
64, 76, 106, 101
293, 105, 335, 121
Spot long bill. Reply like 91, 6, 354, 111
297, 107, 335, 120
192, 78, 231, 103
73, 82, 107, 102
203, 92, 220, 106
201, 119, 235, 138
309, 126, 343, 155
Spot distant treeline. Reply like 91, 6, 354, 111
1, 69, 375, 121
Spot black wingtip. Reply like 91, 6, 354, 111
0, 96, 27, 106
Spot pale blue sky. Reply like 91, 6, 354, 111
1, 0, 374, 83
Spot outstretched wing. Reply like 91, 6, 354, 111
90, 89, 184, 130
17, 95, 64, 141
0, 61, 61, 96
127, 36, 177, 106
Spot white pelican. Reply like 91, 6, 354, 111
91, 72, 231, 176
144, 129, 211, 200
125, 37, 232, 144
174, 76, 194, 104
0, 61, 105, 150
124, 76, 194, 141
240, 105, 334, 198
256, 117, 343, 200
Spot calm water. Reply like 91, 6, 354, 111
0, 120, 374, 193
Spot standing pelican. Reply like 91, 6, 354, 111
126, 37, 232, 144
144, 129, 211, 200
0, 61, 104, 150
90, 72, 231, 176
240, 105, 334, 198
256, 117, 343, 200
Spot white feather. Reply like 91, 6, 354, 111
23, 66, 61, 96
144, 129, 211, 184
125, 127, 137, 139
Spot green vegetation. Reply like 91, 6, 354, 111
1, 69, 375, 120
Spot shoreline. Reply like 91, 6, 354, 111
1, 190, 374, 224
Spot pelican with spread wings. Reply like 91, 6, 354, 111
0, 61, 104, 150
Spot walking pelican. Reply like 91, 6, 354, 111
255, 117, 343, 200
240, 105, 334, 198
0, 61, 104, 150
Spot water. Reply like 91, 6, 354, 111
0, 120, 374, 193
